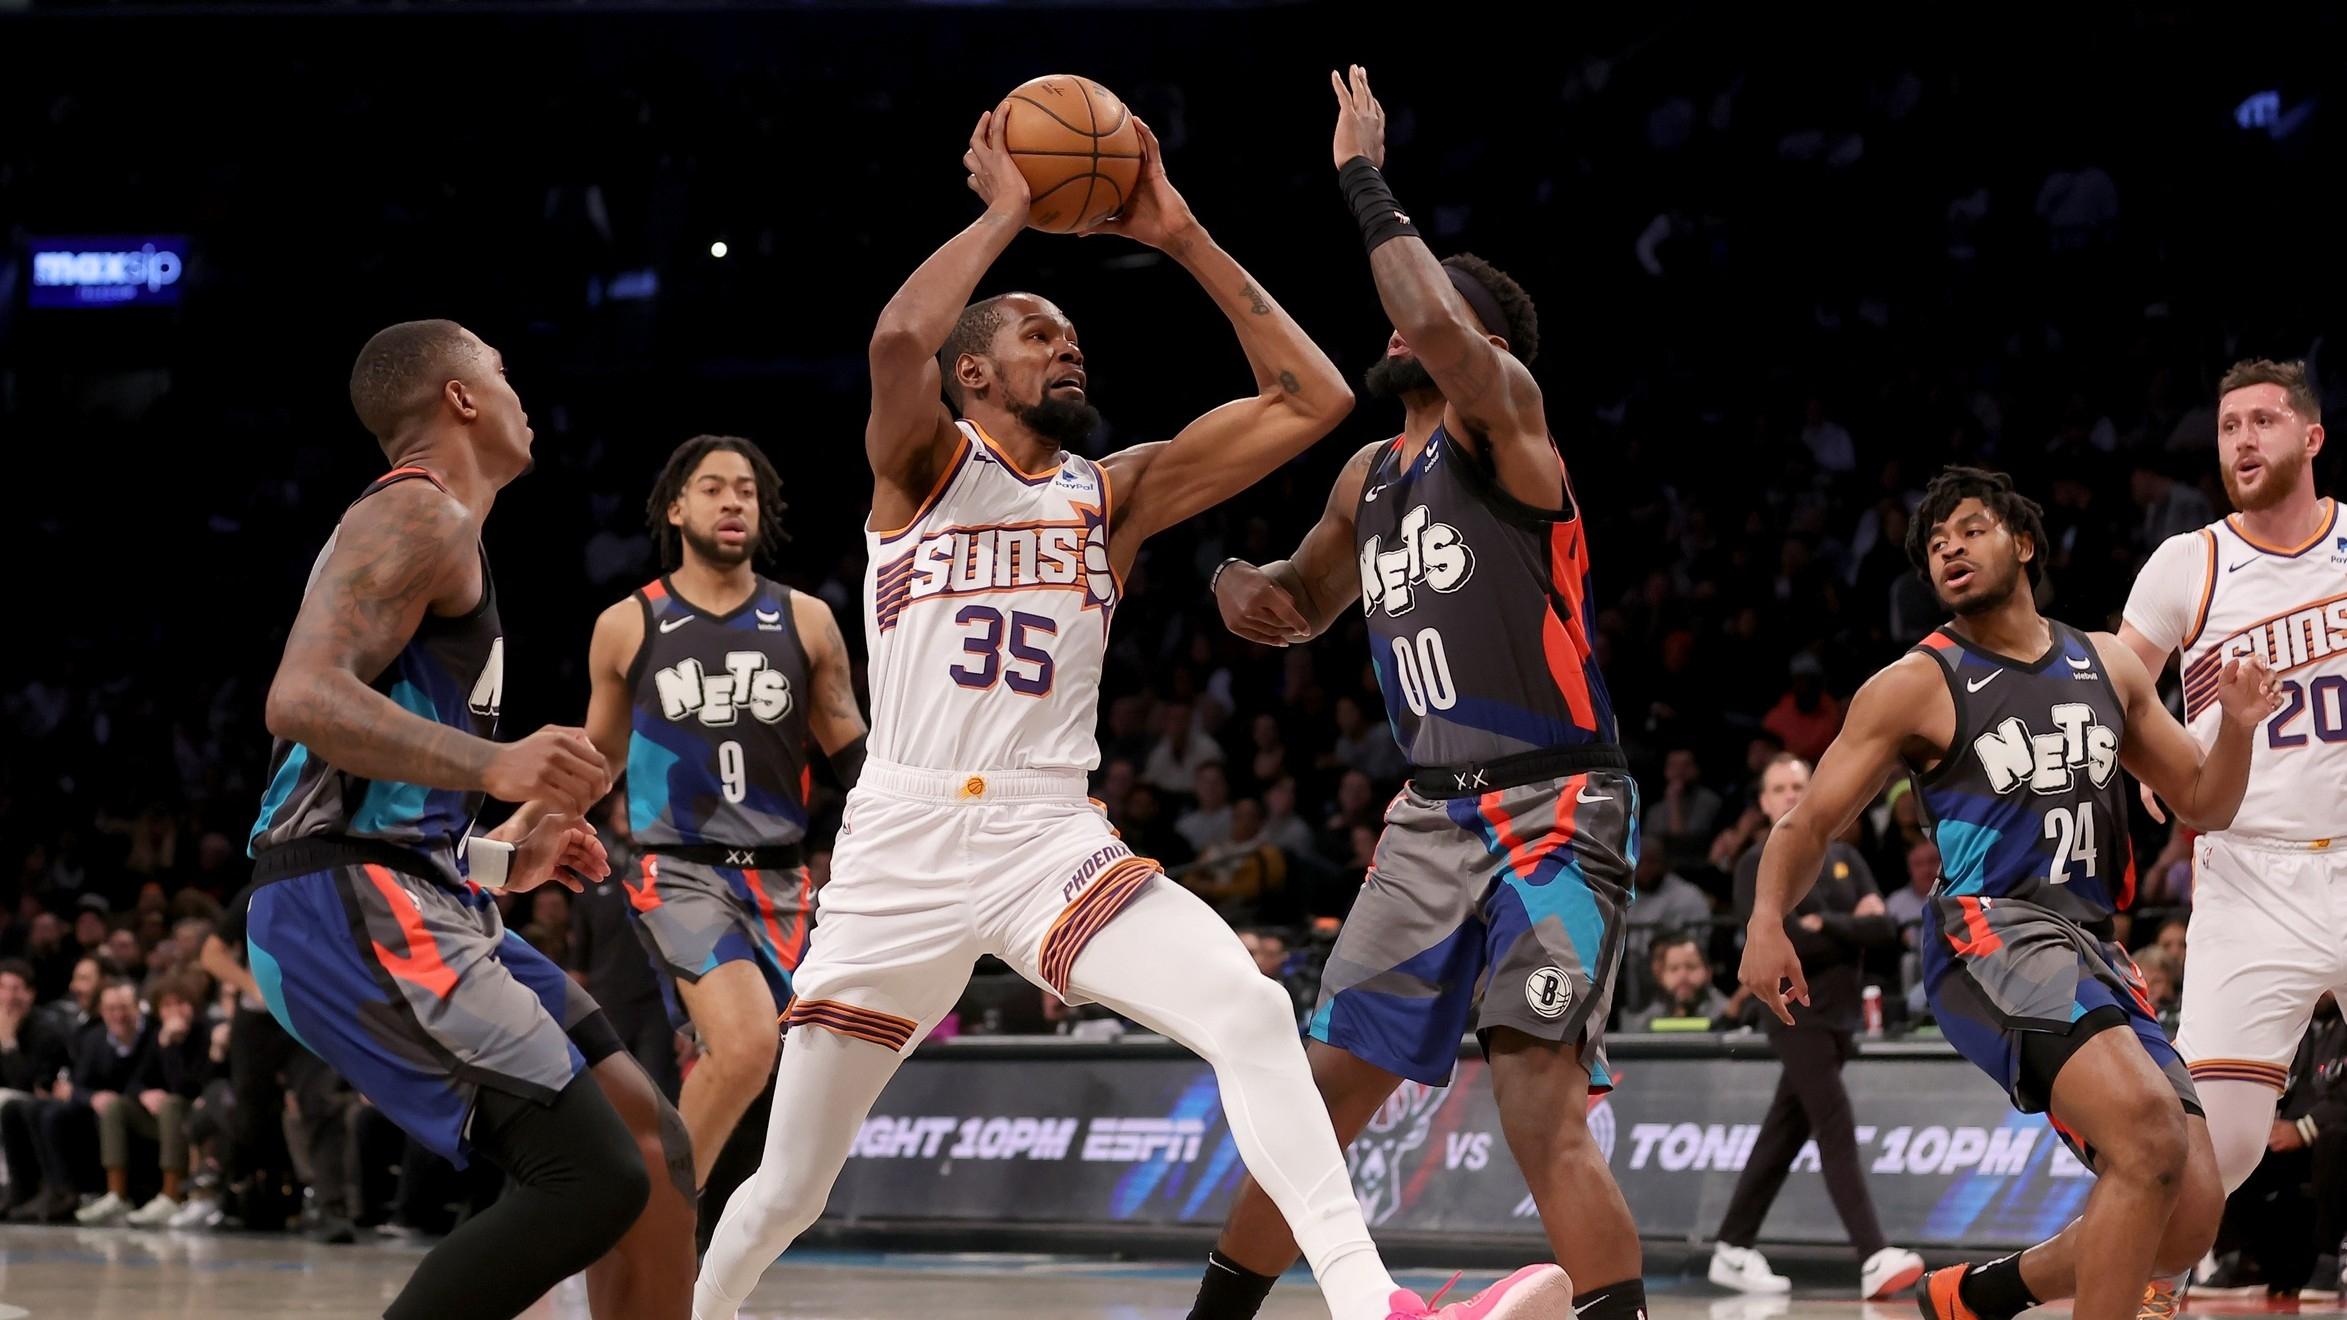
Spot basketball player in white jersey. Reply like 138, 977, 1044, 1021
693, 105, 1568, 1320
2118, 358, 2343, 1208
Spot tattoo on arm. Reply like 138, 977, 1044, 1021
1278, 370, 1301, 395
1240, 281, 1270, 316
265, 488, 495, 789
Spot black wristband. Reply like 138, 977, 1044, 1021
1209, 557, 1244, 592
829, 735, 868, 790
1339, 156, 1419, 253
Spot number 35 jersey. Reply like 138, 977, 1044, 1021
863, 420, 1118, 773
1908, 623, 2134, 924
1354, 425, 1617, 770
627, 575, 812, 849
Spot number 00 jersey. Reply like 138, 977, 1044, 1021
626, 575, 813, 849
1354, 426, 1616, 769
863, 420, 1118, 773
2122, 500, 2347, 841
1908, 622, 2135, 924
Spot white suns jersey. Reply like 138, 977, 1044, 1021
863, 420, 1119, 773
2123, 498, 2347, 840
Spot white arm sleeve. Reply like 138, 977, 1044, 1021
2121, 528, 2213, 656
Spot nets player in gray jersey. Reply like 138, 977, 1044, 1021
1194, 67, 1646, 1320
1738, 467, 2277, 1320
583, 435, 867, 1196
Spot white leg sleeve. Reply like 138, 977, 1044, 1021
1064, 878, 1399, 1320
691, 1031, 909, 1320
2198, 1077, 2283, 1194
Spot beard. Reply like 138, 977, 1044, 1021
1363, 354, 1437, 400
1939, 558, 2026, 618
2222, 448, 2309, 513
1007, 391, 1102, 450
680, 523, 756, 567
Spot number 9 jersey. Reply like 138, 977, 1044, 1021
863, 420, 1118, 773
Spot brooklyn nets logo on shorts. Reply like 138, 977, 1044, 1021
1525, 965, 1572, 1019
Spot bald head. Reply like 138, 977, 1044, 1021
348, 319, 486, 445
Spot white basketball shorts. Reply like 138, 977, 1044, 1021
780, 760, 1160, 1052
2176, 832, 2347, 1092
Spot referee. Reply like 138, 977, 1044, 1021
1707, 753, 1923, 1298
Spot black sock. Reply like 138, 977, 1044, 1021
1957, 1252, 2038, 1320
1186, 1250, 1278, 1320
1572, 1279, 1647, 1320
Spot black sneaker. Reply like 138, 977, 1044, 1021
308, 1216, 359, 1245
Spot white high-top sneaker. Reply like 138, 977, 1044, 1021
1709, 1242, 1792, 1294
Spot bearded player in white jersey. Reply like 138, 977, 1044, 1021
2119, 358, 2344, 1221
692, 104, 1570, 1320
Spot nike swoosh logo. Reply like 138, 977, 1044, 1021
1966, 671, 2002, 692
1576, 788, 1612, 803
659, 615, 694, 634
1363, 484, 1386, 503
2230, 558, 2255, 572
2067, 656, 2092, 670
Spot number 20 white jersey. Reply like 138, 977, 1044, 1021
2122, 499, 2347, 840
863, 419, 1119, 773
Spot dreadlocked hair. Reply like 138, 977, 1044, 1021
644, 434, 787, 571
1904, 465, 2048, 584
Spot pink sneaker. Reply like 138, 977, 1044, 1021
1386, 1265, 1576, 1319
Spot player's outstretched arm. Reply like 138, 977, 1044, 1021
868, 105, 1032, 512
2101, 632, 2279, 831
1089, 124, 1352, 555
793, 592, 869, 784
1212, 440, 1384, 646
1331, 66, 1558, 510
1740, 655, 1941, 1024
263, 481, 605, 813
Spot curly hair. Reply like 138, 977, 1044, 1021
644, 434, 787, 571
1442, 253, 1539, 365
1904, 465, 2048, 584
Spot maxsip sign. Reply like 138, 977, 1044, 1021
28, 236, 187, 307
822, 1043, 2096, 1252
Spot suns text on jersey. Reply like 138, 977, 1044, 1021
2210, 594, 2347, 676
875, 517, 1113, 632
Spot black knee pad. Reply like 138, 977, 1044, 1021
476, 1073, 651, 1240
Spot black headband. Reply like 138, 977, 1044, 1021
1445, 265, 1511, 353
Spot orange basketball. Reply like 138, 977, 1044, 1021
1000, 75, 1144, 234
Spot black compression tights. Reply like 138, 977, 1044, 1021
385, 1072, 651, 1320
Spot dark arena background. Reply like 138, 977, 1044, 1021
3, 2, 2346, 1317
